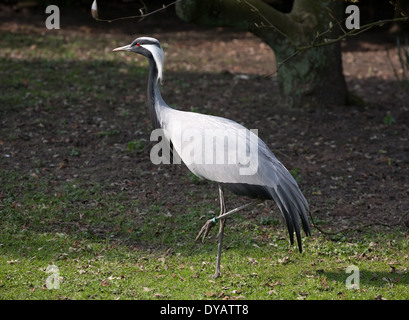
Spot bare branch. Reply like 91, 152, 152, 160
241, 0, 296, 47
390, 0, 409, 18
265, 15, 408, 77
91, 0, 182, 23
296, 16, 408, 52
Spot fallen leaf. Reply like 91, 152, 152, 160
321, 278, 329, 290
278, 256, 289, 264
101, 280, 110, 287
205, 291, 215, 297
58, 161, 67, 169
7, 260, 20, 264
271, 281, 284, 287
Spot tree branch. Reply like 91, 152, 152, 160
175, 0, 302, 47
265, 15, 409, 77
389, 0, 409, 18
295, 16, 409, 51
240, 0, 297, 46
91, 0, 182, 23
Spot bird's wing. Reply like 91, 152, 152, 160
161, 110, 253, 173
161, 109, 298, 191
160, 109, 310, 249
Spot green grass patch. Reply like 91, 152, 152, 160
1, 170, 409, 300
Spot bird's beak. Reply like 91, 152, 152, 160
112, 44, 132, 52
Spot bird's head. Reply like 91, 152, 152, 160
113, 37, 164, 83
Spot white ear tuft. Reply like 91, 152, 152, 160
141, 44, 165, 84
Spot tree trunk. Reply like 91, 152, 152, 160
271, 39, 346, 108
176, 0, 348, 108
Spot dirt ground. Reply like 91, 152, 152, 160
1, 4, 409, 236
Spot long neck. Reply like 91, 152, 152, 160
147, 58, 165, 129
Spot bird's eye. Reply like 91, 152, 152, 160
136, 43, 140, 47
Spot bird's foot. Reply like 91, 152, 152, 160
195, 218, 216, 243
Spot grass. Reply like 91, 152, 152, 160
1, 170, 409, 300
1, 30, 409, 300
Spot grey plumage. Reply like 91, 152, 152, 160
113, 37, 311, 277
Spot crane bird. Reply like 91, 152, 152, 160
113, 37, 311, 278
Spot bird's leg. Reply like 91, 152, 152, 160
195, 186, 225, 243
195, 219, 215, 242
195, 187, 263, 279
214, 186, 226, 279
195, 198, 263, 242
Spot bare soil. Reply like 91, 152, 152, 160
1, 6, 409, 235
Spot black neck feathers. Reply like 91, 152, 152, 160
147, 57, 161, 130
